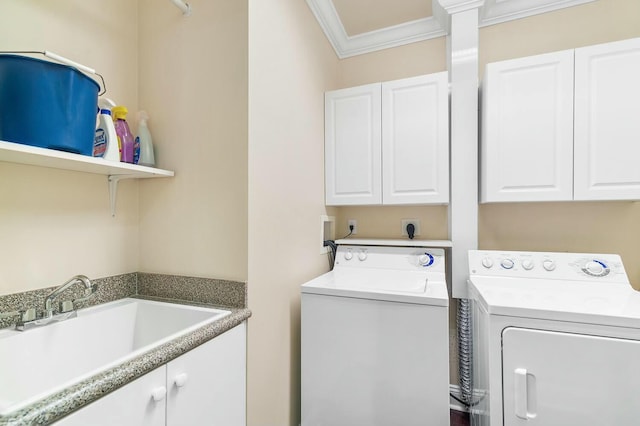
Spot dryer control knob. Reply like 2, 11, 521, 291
344, 250, 353, 261
481, 257, 494, 269
584, 260, 609, 277
521, 259, 534, 270
358, 251, 367, 261
418, 253, 434, 267
500, 258, 515, 269
542, 259, 556, 271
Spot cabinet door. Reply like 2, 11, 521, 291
166, 323, 246, 426
382, 73, 449, 204
325, 84, 382, 205
574, 38, 640, 200
502, 327, 640, 426
481, 50, 574, 202
55, 367, 166, 426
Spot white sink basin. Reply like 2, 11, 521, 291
0, 298, 230, 415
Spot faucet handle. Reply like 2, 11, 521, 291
21, 308, 36, 322
59, 300, 74, 314
0, 308, 36, 322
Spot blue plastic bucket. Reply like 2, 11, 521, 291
0, 54, 99, 156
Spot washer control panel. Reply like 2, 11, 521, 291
336, 245, 445, 273
469, 250, 629, 283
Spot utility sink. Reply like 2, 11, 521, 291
0, 298, 230, 415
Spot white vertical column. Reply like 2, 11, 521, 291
439, 1, 482, 298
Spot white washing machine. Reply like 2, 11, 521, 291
301, 241, 450, 426
468, 250, 640, 426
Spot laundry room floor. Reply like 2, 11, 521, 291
451, 409, 470, 426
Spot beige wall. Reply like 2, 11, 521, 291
137, 0, 248, 282
248, 0, 339, 424
0, 0, 139, 295
338, 37, 447, 88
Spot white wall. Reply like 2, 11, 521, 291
0, 0, 139, 294
248, 0, 339, 424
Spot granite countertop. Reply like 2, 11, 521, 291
0, 273, 251, 426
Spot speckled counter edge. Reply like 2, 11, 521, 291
0, 273, 250, 426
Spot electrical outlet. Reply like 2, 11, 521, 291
401, 219, 420, 237
348, 219, 358, 235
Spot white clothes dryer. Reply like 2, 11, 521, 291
301, 241, 450, 426
468, 250, 640, 426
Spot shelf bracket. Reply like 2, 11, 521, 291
108, 175, 127, 217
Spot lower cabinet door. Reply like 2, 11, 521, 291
166, 322, 246, 426
55, 367, 166, 426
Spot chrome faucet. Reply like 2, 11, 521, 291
44, 275, 97, 319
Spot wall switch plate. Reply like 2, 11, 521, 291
401, 219, 420, 237
348, 219, 358, 235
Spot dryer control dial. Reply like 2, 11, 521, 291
481, 257, 494, 269
521, 259, 534, 270
583, 260, 610, 277
542, 259, 556, 271
418, 253, 435, 267
358, 251, 368, 261
344, 250, 353, 261
500, 258, 515, 269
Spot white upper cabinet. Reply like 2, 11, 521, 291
481, 37, 640, 203
325, 83, 382, 205
574, 38, 640, 200
481, 50, 574, 202
382, 74, 450, 205
325, 72, 449, 206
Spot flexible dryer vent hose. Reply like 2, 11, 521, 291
457, 298, 473, 404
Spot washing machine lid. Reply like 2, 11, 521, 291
469, 276, 640, 328
301, 268, 448, 306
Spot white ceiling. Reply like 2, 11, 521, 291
306, 0, 596, 58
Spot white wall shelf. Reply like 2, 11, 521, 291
0, 139, 175, 216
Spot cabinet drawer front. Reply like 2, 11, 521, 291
574, 37, 640, 200
325, 84, 382, 205
382, 73, 449, 205
481, 50, 574, 203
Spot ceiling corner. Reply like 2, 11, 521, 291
306, 0, 447, 59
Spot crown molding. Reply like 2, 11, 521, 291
307, 0, 598, 59
479, 0, 596, 27
306, 0, 447, 59
438, 0, 485, 14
